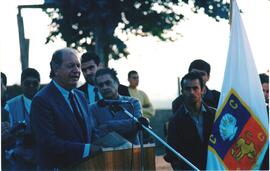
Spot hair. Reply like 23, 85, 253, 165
128, 70, 138, 78
95, 68, 119, 84
180, 72, 204, 90
50, 48, 77, 78
1, 72, 7, 86
188, 59, 211, 75
259, 73, 269, 84
21, 68, 40, 82
81, 51, 100, 65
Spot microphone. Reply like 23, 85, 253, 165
97, 99, 130, 107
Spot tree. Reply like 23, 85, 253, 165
44, 0, 229, 66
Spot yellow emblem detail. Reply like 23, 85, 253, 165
231, 132, 256, 161
209, 134, 216, 144
229, 99, 238, 109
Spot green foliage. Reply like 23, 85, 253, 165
44, 0, 229, 65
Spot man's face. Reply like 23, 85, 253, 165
21, 77, 40, 99
81, 60, 98, 85
190, 69, 209, 85
128, 73, 139, 88
182, 79, 203, 105
96, 74, 119, 100
54, 52, 81, 90
262, 83, 269, 104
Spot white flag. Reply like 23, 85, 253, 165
206, 0, 269, 169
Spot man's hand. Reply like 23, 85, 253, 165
137, 117, 151, 130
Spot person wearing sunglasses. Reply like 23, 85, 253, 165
4, 68, 40, 170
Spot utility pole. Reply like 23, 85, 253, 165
17, 3, 57, 71
17, 8, 29, 71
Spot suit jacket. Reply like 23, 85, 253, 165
172, 86, 220, 114
78, 83, 89, 101
90, 96, 141, 145
164, 104, 216, 170
118, 84, 130, 96
30, 81, 96, 169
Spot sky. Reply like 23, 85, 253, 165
0, 0, 269, 109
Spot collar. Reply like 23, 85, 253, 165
53, 80, 74, 99
183, 103, 206, 115
23, 95, 31, 104
87, 83, 95, 88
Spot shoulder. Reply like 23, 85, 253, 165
207, 87, 220, 96
172, 95, 183, 105
121, 95, 139, 103
138, 89, 147, 96
78, 83, 87, 91
170, 106, 186, 121
6, 95, 23, 104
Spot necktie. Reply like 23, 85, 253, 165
69, 92, 87, 142
94, 87, 100, 102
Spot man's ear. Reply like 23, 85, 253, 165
206, 74, 210, 82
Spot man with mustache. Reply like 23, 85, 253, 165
31, 48, 101, 169
164, 72, 216, 170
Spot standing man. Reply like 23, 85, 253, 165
1, 72, 9, 123
172, 59, 220, 114
90, 68, 142, 145
1, 72, 11, 170
5, 68, 40, 170
128, 70, 155, 119
79, 52, 102, 104
259, 73, 269, 170
128, 70, 155, 143
164, 72, 216, 170
30, 48, 100, 169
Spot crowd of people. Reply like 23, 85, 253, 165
1, 47, 268, 170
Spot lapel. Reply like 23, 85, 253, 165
49, 82, 85, 141
73, 90, 90, 142
79, 83, 89, 102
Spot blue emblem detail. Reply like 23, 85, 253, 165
219, 113, 238, 141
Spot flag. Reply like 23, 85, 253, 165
206, 0, 269, 170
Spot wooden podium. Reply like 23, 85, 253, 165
71, 144, 156, 171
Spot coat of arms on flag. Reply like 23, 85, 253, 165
208, 89, 267, 169
206, 0, 268, 169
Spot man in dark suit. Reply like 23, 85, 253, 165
78, 52, 102, 104
172, 59, 220, 114
164, 72, 216, 170
30, 48, 101, 169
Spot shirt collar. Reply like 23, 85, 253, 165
183, 103, 206, 115
53, 80, 74, 99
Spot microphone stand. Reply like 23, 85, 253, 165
115, 105, 200, 171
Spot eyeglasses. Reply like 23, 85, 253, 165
23, 80, 39, 87
131, 76, 139, 79
96, 80, 114, 88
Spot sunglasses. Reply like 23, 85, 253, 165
23, 80, 39, 87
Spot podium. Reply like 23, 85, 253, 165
71, 144, 156, 171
